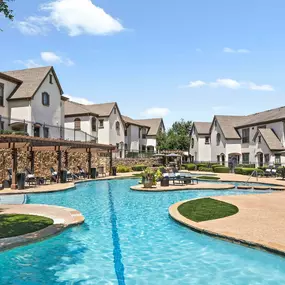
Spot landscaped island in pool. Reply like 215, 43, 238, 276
0, 179, 285, 284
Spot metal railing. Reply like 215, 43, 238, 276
0, 115, 97, 142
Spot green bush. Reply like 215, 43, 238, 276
237, 164, 256, 168
214, 167, 230, 173
240, 168, 264, 176
197, 163, 208, 170
185, 164, 196, 171
198, 176, 220, 180
199, 167, 213, 172
211, 164, 222, 170
234, 167, 243, 175
117, 165, 132, 173
132, 165, 147, 171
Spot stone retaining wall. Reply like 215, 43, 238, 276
0, 150, 110, 181
114, 158, 161, 168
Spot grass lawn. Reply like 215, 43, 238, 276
197, 176, 220, 180
0, 214, 53, 239
178, 198, 239, 222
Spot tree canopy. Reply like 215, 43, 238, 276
157, 119, 192, 151
0, 0, 14, 22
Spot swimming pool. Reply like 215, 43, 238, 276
0, 179, 285, 284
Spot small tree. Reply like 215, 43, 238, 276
1, 0, 14, 27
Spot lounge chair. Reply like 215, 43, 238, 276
97, 166, 106, 177
25, 167, 37, 186
77, 166, 87, 178
50, 167, 58, 182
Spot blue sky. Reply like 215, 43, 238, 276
1, 0, 285, 128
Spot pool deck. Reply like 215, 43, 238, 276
0, 204, 84, 251
169, 191, 285, 256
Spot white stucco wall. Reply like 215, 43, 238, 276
0, 78, 18, 117
126, 125, 139, 151
210, 120, 227, 161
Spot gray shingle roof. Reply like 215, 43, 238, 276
122, 116, 150, 128
215, 115, 245, 139
136, 118, 164, 136
258, 128, 284, 151
193, 122, 211, 134
85, 103, 116, 117
65, 101, 97, 116
3, 66, 63, 100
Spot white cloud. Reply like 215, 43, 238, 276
223, 47, 250, 54
16, 0, 124, 36
65, 94, 94, 105
141, 108, 170, 118
187, 80, 206, 88
40, 51, 74, 66
184, 78, 274, 91
14, 60, 42, 68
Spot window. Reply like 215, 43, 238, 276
43, 127, 49, 138
124, 129, 128, 136
116, 143, 120, 149
142, 145, 146, 152
49, 74, 53, 84
217, 155, 220, 163
139, 128, 141, 138
42, 92, 50, 106
92, 117, 97, 131
258, 136, 261, 143
74, 118, 81, 130
214, 120, 217, 128
242, 153, 250, 164
205, 137, 210, 144
125, 143, 128, 151
216, 133, 221, 145
114, 107, 117, 114
275, 154, 281, 166
0, 83, 4, 107
191, 138, 194, 148
265, 154, 270, 164
34, 126, 40, 137
116, 121, 120, 131
99, 119, 104, 128
242, 128, 250, 143
142, 133, 147, 139
0, 121, 4, 131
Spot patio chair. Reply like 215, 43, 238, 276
97, 166, 106, 177
6, 168, 12, 186
77, 166, 87, 179
50, 167, 58, 182
24, 167, 37, 186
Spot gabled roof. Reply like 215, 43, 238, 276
136, 118, 164, 136
64, 101, 98, 117
122, 116, 150, 128
255, 128, 284, 151
85, 102, 116, 117
193, 122, 211, 134
236, 106, 285, 128
2, 66, 63, 100
214, 115, 245, 139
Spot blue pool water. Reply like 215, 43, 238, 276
0, 179, 285, 284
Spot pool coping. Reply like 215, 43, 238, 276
0, 204, 85, 252
169, 198, 285, 257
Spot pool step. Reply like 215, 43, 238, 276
0, 194, 26, 205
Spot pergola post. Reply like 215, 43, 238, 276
30, 149, 35, 173
57, 149, 62, 183
11, 148, 17, 189
109, 150, 113, 175
88, 149, 92, 178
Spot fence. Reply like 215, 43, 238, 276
0, 115, 97, 142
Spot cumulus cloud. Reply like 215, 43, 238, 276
223, 47, 250, 53
16, 0, 124, 36
184, 78, 274, 91
14, 60, 42, 68
41, 52, 74, 66
141, 108, 170, 118
65, 94, 95, 105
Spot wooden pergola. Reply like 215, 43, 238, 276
0, 135, 115, 189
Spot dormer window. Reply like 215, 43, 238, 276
0, 83, 4, 107
191, 138, 194, 148
49, 74, 53, 84
42, 92, 50, 106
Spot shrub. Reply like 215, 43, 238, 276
214, 167, 230, 173
198, 176, 220, 180
237, 164, 256, 168
117, 165, 132, 173
196, 163, 208, 170
185, 164, 196, 171
132, 165, 147, 171
234, 167, 243, 175
211, 164, 222, 171
199, 167, 213, 172
240, 168, 264, 176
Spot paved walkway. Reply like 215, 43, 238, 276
169, 191, 285, 256
0, 204, 84, 251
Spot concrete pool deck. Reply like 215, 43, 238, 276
169, 191, 285, 256
0, 204, 85, 251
